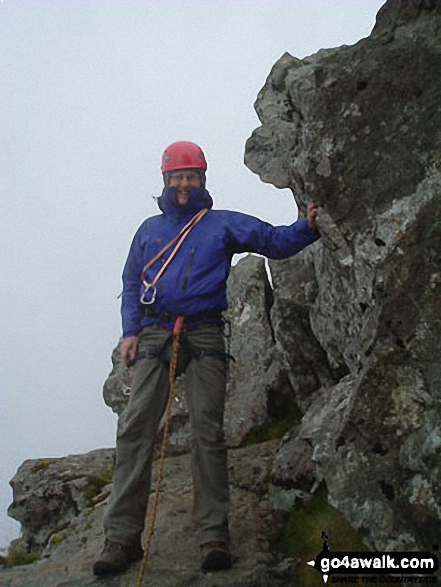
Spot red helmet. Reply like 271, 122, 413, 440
161, 141, 207, 173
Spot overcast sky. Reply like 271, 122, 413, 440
0, 0, 385, 548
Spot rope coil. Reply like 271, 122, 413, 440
140, 208, 208, 305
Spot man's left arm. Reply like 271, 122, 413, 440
225, 203, 320, 260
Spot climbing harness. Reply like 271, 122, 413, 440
122, 324, 233, 398
140, 208, 209, 305
123, 314, 234, 399
135, 317, 185, 587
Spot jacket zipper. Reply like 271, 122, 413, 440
182, 248, 195, 291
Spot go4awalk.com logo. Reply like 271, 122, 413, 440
307, 533, 439, 584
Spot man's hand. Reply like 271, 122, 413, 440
307, 203, 319, 230
120, 336, 139, 367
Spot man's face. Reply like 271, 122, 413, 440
169, 169, 201, 206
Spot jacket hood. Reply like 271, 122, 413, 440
157, 187, 213, 220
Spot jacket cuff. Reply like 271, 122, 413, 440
297, 218, 321, 240
123, 330, 140, 339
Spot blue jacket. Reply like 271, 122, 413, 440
121, 187, 320, 337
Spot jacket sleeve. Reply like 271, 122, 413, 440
121, 225, 146, 338
225, 212, 320, 259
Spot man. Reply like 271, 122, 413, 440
93, 141, 320, 576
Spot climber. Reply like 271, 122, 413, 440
93, 140, 320, 577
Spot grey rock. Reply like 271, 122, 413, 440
269, 252, 337, 412
102, 340, 131, 417
245, 0, 441, 552
2, 442, 300, 587
224, 255, 287, 446
7, 449, 115, 551
372, 0, 439, 41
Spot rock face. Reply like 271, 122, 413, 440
3, 1, 441, 584
246, 0, 441, 553
224, 255, 291, 446
3, 442, 298, 587
7, 450, 115, 552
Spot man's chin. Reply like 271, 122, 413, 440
177, 193, 190, 206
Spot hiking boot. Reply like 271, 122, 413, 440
93, 540, 143, 576
201, 541, 232, 572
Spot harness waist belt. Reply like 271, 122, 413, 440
144, 308, 223, 324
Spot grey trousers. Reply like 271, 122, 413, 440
104, 324, 229, 547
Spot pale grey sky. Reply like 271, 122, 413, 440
0, 0, 384, 548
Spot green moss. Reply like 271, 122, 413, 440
85, 470, 113, 504
283, 483, 367, 558
32, 459, 52, 473
280, 483, 399, 587
3, 546, 41, 568
50, 534, 66, 546
246, 401, 303, 445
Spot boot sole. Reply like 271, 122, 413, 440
93, 560, 128, 576
201, 550, 232, 572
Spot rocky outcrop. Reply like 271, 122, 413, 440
3, 442, 298, 587
224, 255, 290, 446
7, 450, 115, 552
246, 0, 441, 553
3, 1, 441, 584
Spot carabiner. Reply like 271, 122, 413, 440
140, 284, 157, 305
